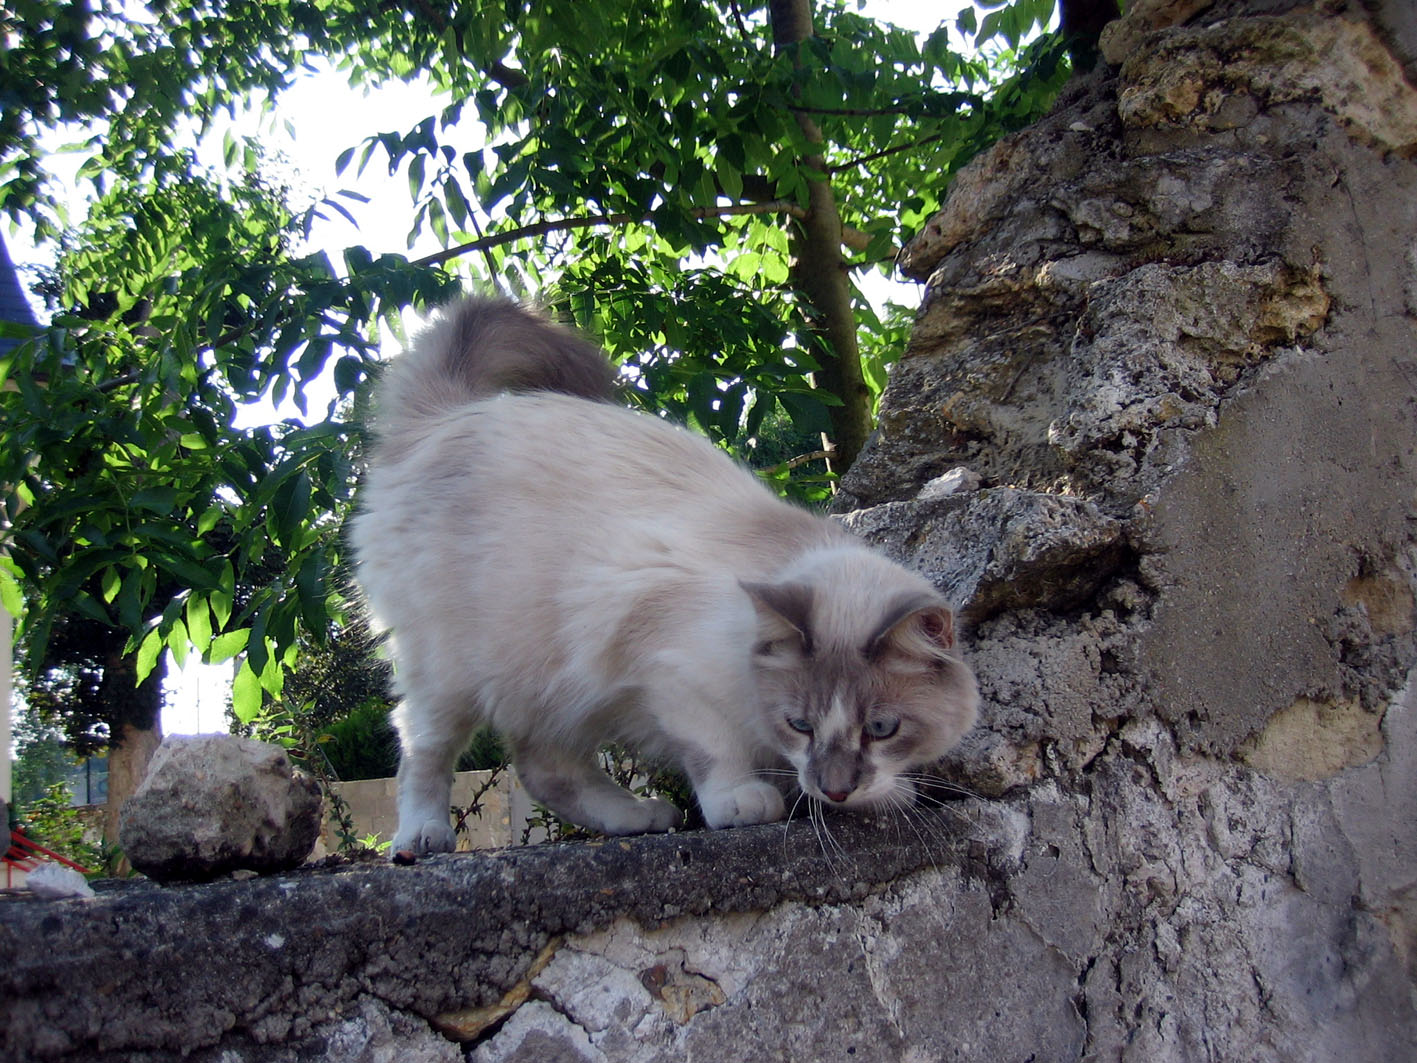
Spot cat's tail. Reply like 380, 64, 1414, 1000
372, 295, 616, 446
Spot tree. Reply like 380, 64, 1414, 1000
10, 699, 75, 809
0, 1, 1073, 829
16, 611, 159, 841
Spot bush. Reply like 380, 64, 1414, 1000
19, 783, 105, 872
316, 700, 507, 780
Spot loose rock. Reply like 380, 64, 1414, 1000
118, 735, 322, 883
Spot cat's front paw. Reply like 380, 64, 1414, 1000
700, 781, 786, 829
392, 817, 457, 855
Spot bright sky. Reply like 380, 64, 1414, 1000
7, 0, 981, 738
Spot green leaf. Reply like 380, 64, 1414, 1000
0, 563, 22, 619
135, 627, 165, 685
246, 608, 270, 678
778, 390, 834, 435
428, 196, 448, 245
274, 469, 313, 548
444, 177, 471, 228
186, 596, 213, 656
714, 152, 743, 202
197, 504, 224, 537
232, 660, 263, 725
167, 617, 190, 669
333, 355, 364, 397
209, 626, 249, 663
129, 486, 179, 513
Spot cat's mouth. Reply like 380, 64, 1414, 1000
804, 775, 913, 809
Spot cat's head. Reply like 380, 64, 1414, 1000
742, 548, 978, 809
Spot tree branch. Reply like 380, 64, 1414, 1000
413, 198, 868, 268
827, 130, 948, 175
728, 0, 753, 43
770, 0, 872, 472
789, 103, 935, 118
759, 448, 834, 476
487, 60, 530, 91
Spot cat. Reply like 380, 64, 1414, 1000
351, 296, 979, 853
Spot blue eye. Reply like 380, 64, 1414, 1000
864, 717, 900, 740
788, 717, 814, 734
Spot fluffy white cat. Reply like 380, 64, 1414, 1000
351, 297, 978, 853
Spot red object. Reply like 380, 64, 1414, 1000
3, 828, 90, 887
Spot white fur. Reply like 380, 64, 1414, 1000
352, 302, 978, 852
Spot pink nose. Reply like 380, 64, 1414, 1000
824, 790, 851, 803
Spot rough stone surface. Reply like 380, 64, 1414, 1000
1116, 11, 1417, 155
4, 2, 1417, 1061
118, 735, 323, 883
1099, 0, 1217, 66
840, 488, 1127, 620
0, 808, 1012, 1062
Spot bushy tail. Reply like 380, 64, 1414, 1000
373, 296, 616, 447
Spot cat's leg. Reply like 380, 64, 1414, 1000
650, 708, 787, 829
391, 698, 479, 854
513, 743, 683, 836
690, 760, 787, 830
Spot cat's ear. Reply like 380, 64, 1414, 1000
740, 580, 815, 651
868, 593, 956, 660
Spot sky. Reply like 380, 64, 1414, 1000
7, 0, 983, 739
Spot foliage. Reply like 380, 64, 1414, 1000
275, 622, 396, 734
306, 699, 399, 781
307, 698, 507, 782
0, 1, 1071, 745
239, 620, 506, 779
10, 701, 77, 808
17, 782, 108, 874
15, 609, 161, 759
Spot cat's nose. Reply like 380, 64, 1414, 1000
823, 789, 852, 803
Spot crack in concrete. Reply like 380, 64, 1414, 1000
432, 936, 563, 1044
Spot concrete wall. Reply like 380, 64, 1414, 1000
317, 770, 543, 855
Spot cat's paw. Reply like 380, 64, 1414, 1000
392, 817, 457, 855
600, 797, 684, 836
700, 781, 786, 829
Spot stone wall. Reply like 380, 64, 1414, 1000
833, 0, 1417, 1057
3, 2, 1417, 1060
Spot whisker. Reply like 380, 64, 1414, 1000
809, 800, 851, 883
819, 805, 850, 864
782, 788, 811, 856
898, 772, 984, 801
885, 783, 935, 836
905, 789, 978, 827
902, 798, 955, 857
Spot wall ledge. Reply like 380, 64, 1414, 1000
0, 802, 1000, 1062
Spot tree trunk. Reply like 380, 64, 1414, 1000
769, 0, 873, 472
1059, 0, 1121, 71
100, 647, 164, 848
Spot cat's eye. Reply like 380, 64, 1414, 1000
864, 717, 900, 740
787, 717, 814, 734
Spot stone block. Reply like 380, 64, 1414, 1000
118, 735, 322, 883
